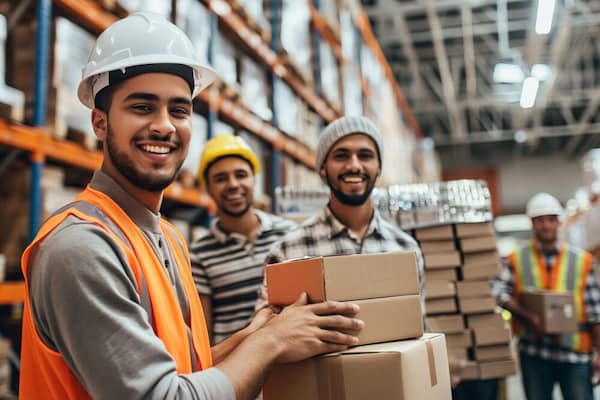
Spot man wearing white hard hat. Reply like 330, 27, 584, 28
495, 192, 600, 399
19, 13, 363, 399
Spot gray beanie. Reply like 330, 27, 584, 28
316, 115, 384, 171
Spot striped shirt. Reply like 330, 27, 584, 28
257, 205, 425, 309
190, 210, 296, 343
494, 242, 600, 364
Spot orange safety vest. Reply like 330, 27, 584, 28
19, 186, 212, 399
508, 241, 593, 352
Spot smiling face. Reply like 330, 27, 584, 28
206, 156, 255, 218
320, 133, 381, 206
531, 214, 560, 246
92, 73, 192, 193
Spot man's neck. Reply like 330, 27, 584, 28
537, 239, 559, 254
329, 197, 374, 239
217, 209, 260, 241
101, 165, 162, 214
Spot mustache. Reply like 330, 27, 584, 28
338, 172, 369, 180
134, 132, 181, 146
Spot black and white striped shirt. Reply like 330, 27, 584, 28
189, 210, 297, 343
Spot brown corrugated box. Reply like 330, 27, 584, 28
460, 235, 497, 253
461, 263, 501, 281
415, 225, 454, 240
424, 251, 461, 269
426, 315, 465, 334
473, 345, 513, 361
445, 331, 472, 348
426, 297, 457, 314
462, 251, 500, 268
426, 268, 457, 283
266, 252, 419, 305
455, 222, 495, 238
425, 281, 456, 299
456, 281, 492, 298
458, 361, 480, 380
263, 333, 452, 400
447, 347, 468, 361
520, 290, 577, 333
479, 359, 517, 379
458, 296, 496, 314
419, 240, 456, 254
0, 339, 10, 397
472, 326, 511, 346
466, 312, 505, 330
344, 296, 424, 345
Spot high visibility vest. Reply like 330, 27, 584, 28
19, 186, 212, 399
508, 241, 593, 353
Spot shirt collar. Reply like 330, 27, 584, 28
322, 205, 390, 240
533, 239, 562, 255
210, 209, 267, 244
89, 170, 162, 234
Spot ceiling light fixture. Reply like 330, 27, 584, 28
535, 0, 556, 34
520, 77, 539, 108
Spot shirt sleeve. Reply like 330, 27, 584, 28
29, 220, 235, 400
493, 256, 515, 306
583, 260, 600, 324
189, 243, 212, 296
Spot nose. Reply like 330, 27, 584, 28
344, 153, 362, 171
225, 174, 241, 189
149, 107, 176, 137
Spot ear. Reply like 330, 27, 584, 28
319, 167, 326, 179
91, 109, 108, 141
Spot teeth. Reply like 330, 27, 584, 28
343, 176, 363, 183
141, 144, 170, 154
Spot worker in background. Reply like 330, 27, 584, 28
257, 115, 424, 307
190, 134, 296, 344
19, 13, 364, 400
495, 192, 600, 399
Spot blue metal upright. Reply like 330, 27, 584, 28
269, 0, 282, 213
29, 0, 52, 241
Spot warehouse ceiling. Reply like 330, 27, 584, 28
361, 0, 600, 160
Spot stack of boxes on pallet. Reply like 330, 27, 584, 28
0, 13, 25, 122
263, 252, 452, 399
0, 338, 10, 397
415, 221, 517, 382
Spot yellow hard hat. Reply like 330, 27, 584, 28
197, 134, 261, 185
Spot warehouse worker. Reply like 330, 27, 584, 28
190, 134, 296, 344
257, 115, 424, 307
495, 192, 600, 400
19, 13, 363, 400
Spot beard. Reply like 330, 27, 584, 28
105, 124, 183, 192
220, 201, 252, 218
326, 172, 376, 206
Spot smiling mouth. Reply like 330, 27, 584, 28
139, 144, 173, 154
341, 175, 366, 183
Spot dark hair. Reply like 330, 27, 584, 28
94, 85, 116, 112
204, 155, 253, 184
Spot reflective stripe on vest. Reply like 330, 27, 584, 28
512, 241, 593, 352
19, 186, 212, 399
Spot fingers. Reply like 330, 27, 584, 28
310, 300, 360, 317
290, 292, 308, 307
317, 328, 360, 346
316, 314, 364, 331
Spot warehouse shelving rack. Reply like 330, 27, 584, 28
0, 0, 421, 239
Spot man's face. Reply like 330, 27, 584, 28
206, 156, 255, 218
320, 133, 380, 206
98, 73, 192, 192
531, 214, 560, 245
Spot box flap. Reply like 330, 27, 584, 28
266, 257, 326, 305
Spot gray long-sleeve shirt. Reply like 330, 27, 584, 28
27, 170, 235, 399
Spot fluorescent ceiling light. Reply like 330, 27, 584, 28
493, 63, 524, 83
520, 77, 539, 108
531, 64, 552, 81
535, 0, 556, 34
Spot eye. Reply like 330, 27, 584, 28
170, 106, 191, 118
235, 170, 249, 179
358, 151, 375, 160
131, 103, 153, 113
332, 152, 349, 160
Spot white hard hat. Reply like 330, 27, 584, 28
77, 12, 216, 109
526, 192, 563, 218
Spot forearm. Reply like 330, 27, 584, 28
591, 324, 600, 353
502, 298, 535, 324
211, 325, 255, 364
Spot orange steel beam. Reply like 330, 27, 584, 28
309, 4, 345, 64
53, 0, 117, 32
0, 282, 25, 305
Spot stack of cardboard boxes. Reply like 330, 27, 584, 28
262, 252, 452, 399
0, 339, 10, 398
415, 221, 517, 382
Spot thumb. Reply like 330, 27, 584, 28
291, 292, 308, 306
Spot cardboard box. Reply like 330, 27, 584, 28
263, 333, 452, 400
425, 268, 457, 283
266, 252, 419, 305
462, 251, 500, 268
426, 315, 465, 334
346, 296, 424, 345
479, 359, 517, 379
446, 331, 472, 348
458, 296, 496, 314
415, 225, 454, 241
461, 263, 501, 281
455, 222, 494, 238
419, 240, 456, 254
456, 281, 492, 298
466, 313, 505, 330
474, 345, 513, 361
426, 297, 457, 315
520, 290, 577, 334
425, 281, 456, 299
460, 235, 497, 253
458, 361, 480, 380
472, 326, 511, 346
447, 347, 468, 361
424, 251, 461, 269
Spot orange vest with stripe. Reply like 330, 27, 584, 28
508, 241, 593, 352
19, 186, 212, 399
